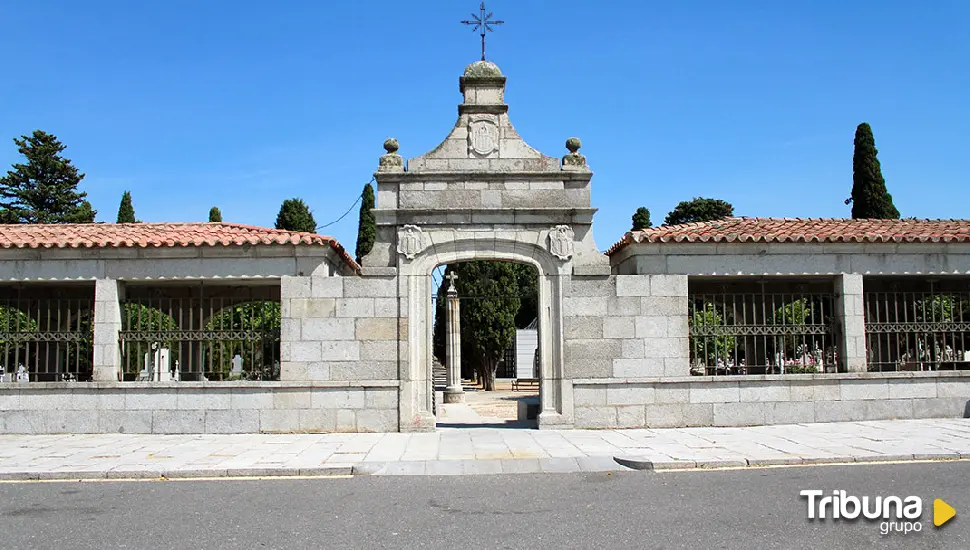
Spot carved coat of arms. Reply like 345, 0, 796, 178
468, 118, 498, 157
397, 225, 425, 260
548, 225, 574, 261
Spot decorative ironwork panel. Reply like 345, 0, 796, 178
688, 278, 839, 376
864, 277, 970, 372
0, 288, 95, 381
119, 285, 281, 382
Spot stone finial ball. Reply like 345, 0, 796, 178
383, 138, 400, 154
566, 137, 582, 153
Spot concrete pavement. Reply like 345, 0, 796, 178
1, 419, 969, 480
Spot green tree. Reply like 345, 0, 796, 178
355, 183, 376, 264
116, 191, 136, 223
204, 302, 281, 380
848, 122, 900, 219
632, 206, 652, 230
0, 306, 37, 360
0, 130, 96, 223
773, 298, 811, 367
275, 198, 316, 232
689, 303, 735, 367
208, 206, 222, 222
454, 261, 521, 391
916, 295, 955, 323
664, 197, 734, 226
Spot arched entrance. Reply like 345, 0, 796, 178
399, 237, 571, 431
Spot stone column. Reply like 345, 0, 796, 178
92, 279, 124, 382
835, 274, 867, 372
443, 272, 464, 403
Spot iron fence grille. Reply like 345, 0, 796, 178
119, 285, 280, 381
688, 279, 839, 375
864, 278, 970, 372
0, 288, 94, 381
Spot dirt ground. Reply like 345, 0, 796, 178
461, 379, 537, 421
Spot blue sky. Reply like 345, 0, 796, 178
2, 1, 968, 252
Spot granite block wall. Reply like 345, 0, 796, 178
571, 372, 970, 429
563, 274, 690, 381
280, 274, 406, 383
0, 383, 399, 434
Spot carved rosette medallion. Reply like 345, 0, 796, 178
397, 225, 426, 260
548, 225, 575, 261
467, 116, 499, 158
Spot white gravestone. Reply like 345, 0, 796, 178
231, 354, 244, 377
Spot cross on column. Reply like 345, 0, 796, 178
445, 271, 459, 295
443, 270, 464, 402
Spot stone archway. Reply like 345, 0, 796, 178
399, 236, 572, 431
361, 59, 610, 432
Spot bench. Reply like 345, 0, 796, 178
512, 378, 539, 391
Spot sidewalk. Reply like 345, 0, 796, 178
1, 419, 968, 480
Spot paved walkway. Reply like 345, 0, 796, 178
1, 419, 968, 480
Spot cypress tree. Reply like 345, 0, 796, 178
849, 122, 900, 219
208, 206, 222, 222
632, 206, 652, 230
275, 198, 317, 233
355, 183, 376, 264
0, 130, 96, 223
454, 261, 520, 392
116, 191, 136, 223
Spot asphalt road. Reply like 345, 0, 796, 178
0, 462, 967, 549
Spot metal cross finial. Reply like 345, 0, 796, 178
461, 2, 504, 61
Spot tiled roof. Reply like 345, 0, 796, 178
607, 217, 970, 255
0, 222, 359, 270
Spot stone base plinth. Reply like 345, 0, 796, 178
517, 397, 540, 421
443, 390, 465, 404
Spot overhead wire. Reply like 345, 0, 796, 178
315, 176, 374, 230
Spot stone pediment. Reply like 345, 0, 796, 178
406, 61, 562, 174
364, 60, 606, 274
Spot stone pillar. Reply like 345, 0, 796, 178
835, 274, 867, 372
443, 273, 464, 404
92, 279, 124, 382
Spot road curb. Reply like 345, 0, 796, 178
0, 466, 354, 481
613, 452, 967, 471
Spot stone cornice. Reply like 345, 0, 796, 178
373, 207, 598, 226
459, 75, 506, 93
375, 170, 593, 184
458, 104, 509, 115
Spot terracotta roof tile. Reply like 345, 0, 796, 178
0, 222, 360, 271
606, 217, 970, 255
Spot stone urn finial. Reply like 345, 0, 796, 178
379, 137, 404, 172
562, 137, 588, 171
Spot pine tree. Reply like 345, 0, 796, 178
664, 197, 734, 226
0, 130, 96, 223
355, 183, 376, 264
632, 206, 652, 230
849, 122, 900, 219
208, 207, 222, 222
116, 191, 136, 223
274, 198, 317, 233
